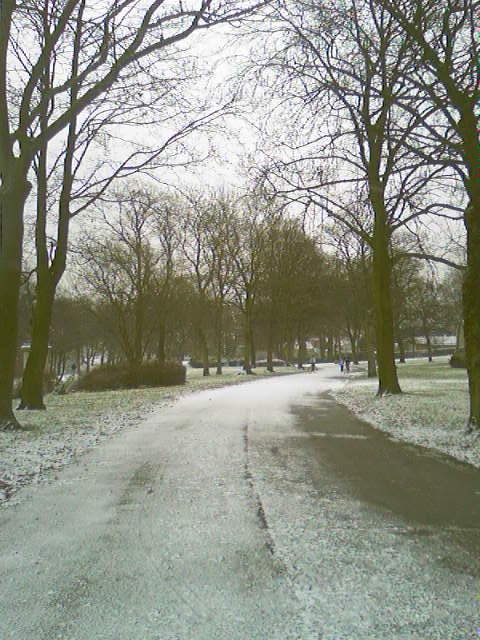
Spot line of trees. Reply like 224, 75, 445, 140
250, 0, 478, 428
14, 183, 462, 405
71, 185, 335, 377
0, 0, 270, 428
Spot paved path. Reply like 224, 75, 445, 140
0, 366, 478, 639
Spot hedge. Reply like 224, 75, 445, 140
76, 361, 186, 391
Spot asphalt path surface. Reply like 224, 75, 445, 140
1, 366, 478, 639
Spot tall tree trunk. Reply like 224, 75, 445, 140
459, 107, 480, 431
249, 323, 256, 368
365, 322, 377, 378
353, 343, 359, 365
397, 335, 406, 364
266, 345, 274, 372
425, 334, 433, 362
371, 214, 401, 395
0, 170, 30, 429
286, 338, 294, 365
215, 304, 223, 375
18, 281, 55, 409
242, 300, 255, 374
335, 335, 341, 360
327, 334, 334, 361
157, 315, 166, 365
297, 337, 306, 368
318, 333, 326, 360
18, 180, 72, 408
348, 329, 359, 364
463, 201, 480, 430
19, 23, 81, 410
266, 314, 274, 372
243, 307, 253, 374
243, 335, 252, 373
198, 328, 210, 377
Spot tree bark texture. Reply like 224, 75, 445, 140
297, 337, 306, 367
327, 335, 334, 361
463, 202, 480, 430
371, 217, 401, 395
0, 170, 30, 428
243, 309, 253, 374
458, 106, 480, 430
266, 319, 274, 373
215, 305, 223, 375
397, 336, 406, 364
18, 282, 55, 409
365, 322, 377, 378
198, 328, 210, 377
157, 315, 166, 365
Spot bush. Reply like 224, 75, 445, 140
449, 351, 466, 368
76, 361, 186, 391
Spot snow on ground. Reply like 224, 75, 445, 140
0, 366, 298, 507
1, 366, 477, 638
331, 357, 480, 468
4, 356, 478, 512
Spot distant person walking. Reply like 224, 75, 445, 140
339, 358, 344, 373
345, 357, 351, 373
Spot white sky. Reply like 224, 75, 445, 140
20, 11, 465, 280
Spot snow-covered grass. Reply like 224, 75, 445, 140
331, 357, 480, 467
0, 365, 298, 506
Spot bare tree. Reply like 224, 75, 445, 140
253, 0, 451, 394
180, 191, 215, 376
257, 216, 325, 368
0, 0, 270, 428
76, 187, 159, 375
332, 229, 375, 370
152, 194, 183, 365
225, 195, 275, 373
200, 192, 236, 374
372, 0, 479, 428
19, 74, 227, 409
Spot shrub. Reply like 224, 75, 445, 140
76, 361, 186, 391
449, 351, 466, 368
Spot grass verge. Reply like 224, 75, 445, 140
331, 357, 479, 467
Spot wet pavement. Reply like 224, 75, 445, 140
292, 393, 480, 551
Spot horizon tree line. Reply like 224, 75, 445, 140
14, 182, 462, 398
